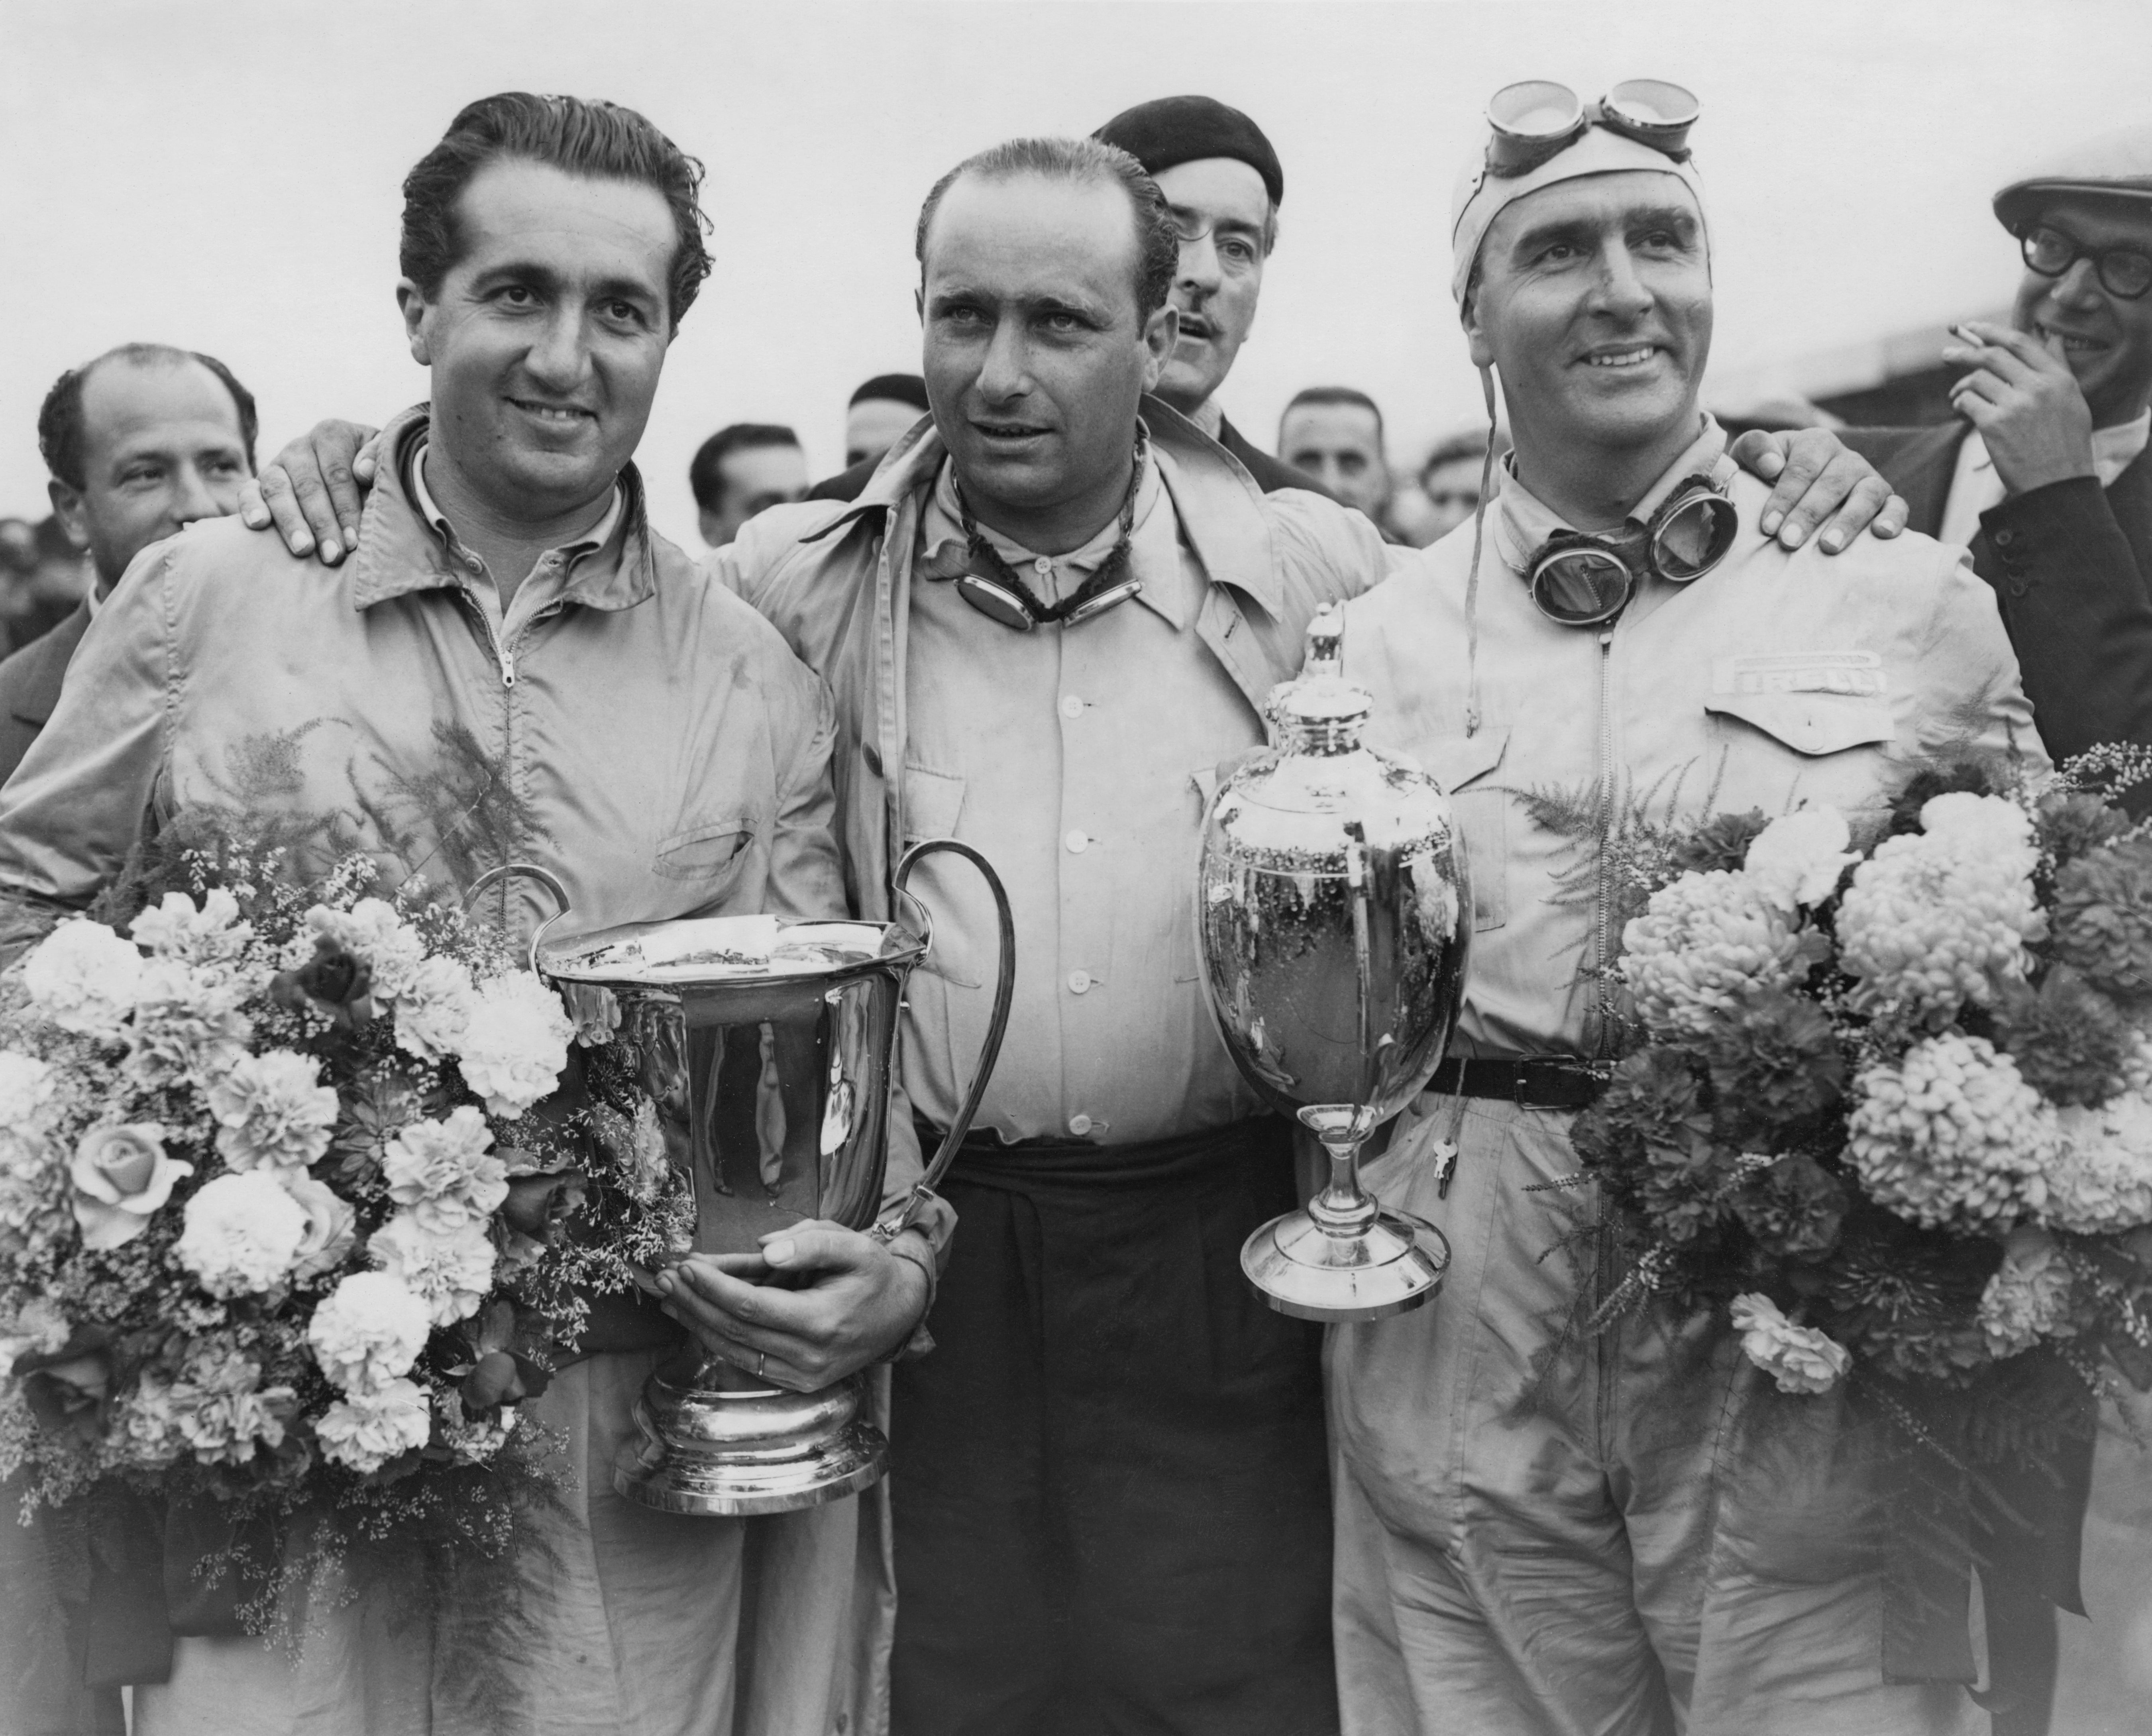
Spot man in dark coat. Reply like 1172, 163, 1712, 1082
0, 345, 256, 786
1844, 125, 2152, 766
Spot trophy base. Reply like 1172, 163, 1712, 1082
1241, 1208, 1447, 1323
612, 1364, 889, 1516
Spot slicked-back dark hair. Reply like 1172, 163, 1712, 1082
400, 92, 713, 328
1282, 385, 1386, 447
915, 137, 1178, 321
689, 423, 802, 511
37, 344, 258, 490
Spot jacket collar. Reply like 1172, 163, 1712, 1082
345, 405, 657, 614
805, 394, 1283, 619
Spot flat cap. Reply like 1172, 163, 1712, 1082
1995, 123, 2152, 232
1094, 95, 1283, 207
849, 373, 929, 411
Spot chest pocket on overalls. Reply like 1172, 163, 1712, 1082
901, 762, 983, 988
1704, 653, 1895, 757
655, 818, 756, 888
1415, 728, 1510, 933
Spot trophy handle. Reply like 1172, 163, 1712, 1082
463, 861, 574, 973
872, 838, 1015, 1241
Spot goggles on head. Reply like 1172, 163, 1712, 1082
1524, 474, 1737, 627
1484, 79, 1701, 181
946, 438, 1147, 633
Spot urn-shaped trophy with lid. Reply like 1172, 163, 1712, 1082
1196, 602, 1471, 1322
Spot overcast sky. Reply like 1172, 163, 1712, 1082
4, 0, 2150, 547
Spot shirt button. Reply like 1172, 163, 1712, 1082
1067, 1113, 1094, 1137
1035, 557, 1054, 577
1068, 969, 1092, 994
1060, 695, 1084, 720
1065, 829, 1090, 854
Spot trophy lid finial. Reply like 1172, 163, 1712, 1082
1278, 601, 1372, 736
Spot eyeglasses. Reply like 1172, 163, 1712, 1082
1525, 476, 1737, 626
2019, 223, 2152, 301
1484, 79, 1700, 180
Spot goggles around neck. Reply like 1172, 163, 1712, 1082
946, 440, 1147, 632
1484, 79, 1700, 180
1524, 473, 1737, 627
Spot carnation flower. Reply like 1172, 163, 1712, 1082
281, 1172, 358, 1281
21, 921, 144, 1038
298, 899, 427, 1002
1729, 1292, 1852, 1394
206, 1049, 339, 1172
1730, 1152, 1848, 1261
124, 958, 253, 1087
2049, 834, 2152, 1009
307, 1269, 431, 1392
110, 1369, 187, 1469
1620, 870, 1819, 1037
1991, 967, 2133, 1108
168, 1344, 295, 1468
1978, 1226, 2078, 1358
382, 1106, 505, 1233
68, 1123, 192, 1251
0, 1052, 57, 1135
174, 1170, 310, 1298
1846, 1033, 2059, 1232
368, 1212, 495, 1326
314, 1377, 431, 1474
1837, 794, 2043, 1021
129, 889, 251, 965
455, 974, 572, 1117
393, 955, 475, 1064
2042, 1092, 2152, 1233
1743, 806, 1856, 912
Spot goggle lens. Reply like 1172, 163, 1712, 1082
1063, 578, 1144, 626
1601, 79, 1700, 147
1651, 492, 1739, 580
955, 574, 1039, 632
1484, 81, 1586, 176
1530, 548, 1634, 626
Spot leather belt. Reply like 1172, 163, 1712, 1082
1424, 1056, 1612, 1111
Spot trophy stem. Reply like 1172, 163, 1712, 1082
1237, 1105, 1450, 1324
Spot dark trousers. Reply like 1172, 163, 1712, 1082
889, 1117, 1338, 1736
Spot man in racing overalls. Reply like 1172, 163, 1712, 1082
1326, 81, 2043, 1736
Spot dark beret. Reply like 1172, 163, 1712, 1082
849, 373, 930, 412
1094, 95, 1283, 208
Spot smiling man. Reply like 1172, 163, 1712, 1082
1846, 126, 2152, 766
0, 346, 257, 784
0, 93, 938, 1736
1323, 87, 2041, 1735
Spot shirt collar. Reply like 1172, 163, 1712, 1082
1492, 415, 1734, 574
916, 442, 1192, 628
345, 408, 654, 613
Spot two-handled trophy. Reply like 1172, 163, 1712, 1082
518, 841, 1012, 1515
1196, 603, 1471, 1322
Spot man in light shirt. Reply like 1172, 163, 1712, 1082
1847, 124, 2152, 765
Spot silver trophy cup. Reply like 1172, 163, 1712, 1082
485, 841, 1012, 1516
1196, 603, 1471, 1322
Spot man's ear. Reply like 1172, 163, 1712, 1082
396, 279, 434, 366
1140, 304, 1179, 392
1461, 283, 1497, 373
46, 479, 90, 554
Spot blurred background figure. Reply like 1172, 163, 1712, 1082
1388, 426, 1508, 548
842, 372, 930, 469
0, 515, 91, 656
689, 421, 809, 548
805, 373, 931, 500
0, 344, 256, 782
1277, 385, 1391, 528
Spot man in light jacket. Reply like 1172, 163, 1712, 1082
1325, 84, 2041, 1736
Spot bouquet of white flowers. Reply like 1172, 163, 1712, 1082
0, 815, 691, 1635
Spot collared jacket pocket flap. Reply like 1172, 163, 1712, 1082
656, 817, 754, 882
902, 764, 966, 842
1418, 725, 1510, 793
1704, 693, 1895, 758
